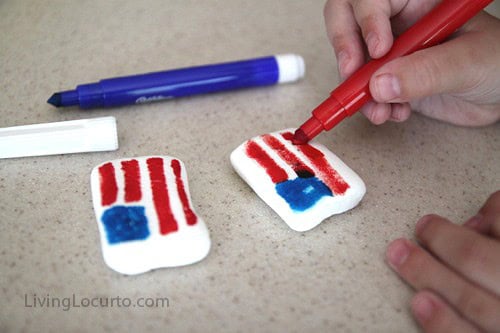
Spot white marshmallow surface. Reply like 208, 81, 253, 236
90, 156, 210, 275
230, 129, 366, 231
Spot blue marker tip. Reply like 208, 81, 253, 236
47, 93, 61, 107
47, 90, 79, 107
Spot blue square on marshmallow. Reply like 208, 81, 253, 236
101, 206, 150, 244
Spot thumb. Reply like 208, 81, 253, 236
369, 35, 481, 103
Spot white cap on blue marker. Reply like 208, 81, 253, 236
275, 54, 306, 83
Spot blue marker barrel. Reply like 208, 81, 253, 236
50, 54, 305, 109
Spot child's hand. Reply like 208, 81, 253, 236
324, 0, 500, 126
386, 191, 500, 332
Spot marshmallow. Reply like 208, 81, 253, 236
230, 129, 366, 231
90, 156, 210, 275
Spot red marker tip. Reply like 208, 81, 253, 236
293, 116, 324, 144
292, 128, 309, 145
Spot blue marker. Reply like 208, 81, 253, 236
48, 54, 305, 109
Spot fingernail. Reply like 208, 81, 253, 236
415, 215, 432, 236
337, 50, 350, 80
412, 293, 436, 323
390, 104, 408, 122
366, 32, 380, 56
374, 73, 401, 101
386, 239, 410, 269
464, 214, 482, 229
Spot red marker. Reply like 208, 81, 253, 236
293, 0, 493, 144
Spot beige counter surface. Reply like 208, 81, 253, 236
1, 1, 499, 332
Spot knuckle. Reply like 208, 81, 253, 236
456, 288, 483, 318
329, 34, 349, 52
455, 288, 500, 330
454, 240, 486, 269
359, 14, 379, 32
405, 52, 443, 99
324, 0, 345, 19
399, 246, 427, 286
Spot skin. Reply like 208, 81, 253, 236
324, 1, 500, 331
386, 192, 500, 332
324, 0, 500, 126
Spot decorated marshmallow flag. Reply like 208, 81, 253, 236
231, 129, 366, 231
90, 156, 210, 275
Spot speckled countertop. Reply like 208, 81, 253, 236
1, 1, 499, 332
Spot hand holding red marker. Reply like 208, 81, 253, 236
293, 0, 499, 144
310, 1, 500, 332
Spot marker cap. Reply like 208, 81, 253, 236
275, 54, 306, 83
0, 116, 119, 159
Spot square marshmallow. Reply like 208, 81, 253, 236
231, 129, 366, 231
90, 156, 210, 275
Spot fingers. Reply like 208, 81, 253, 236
324, 0, 395, 80
479, 190, 500, 238
325, 0, 443, 80
369, 33, 486, 104
350, 0, 393, 58
411, 291, 480, 333
476, 191, 500, 238
390, 0, 441, 36
389, 103, 412, 122
410, 95, 500, 127
464, 191, 500, 237
360, 102, 411, 124
360, 102, 391, 125
415, 214, 500, 296
324, 0, 366, 79
386, 238, 500, 332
